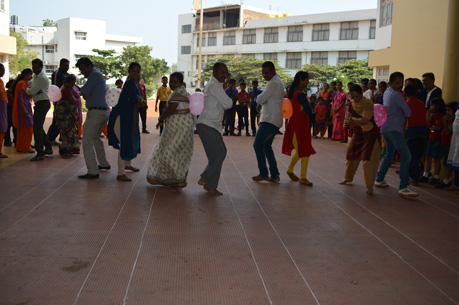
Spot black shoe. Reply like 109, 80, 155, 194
194, 130, 198, 134
236, 132, 241, 136
246, 132, 251, 136
276, 131, 283, 135
4, 141, 12, 147
222, 132, 229, 136
230, 132, 237, 136
98, 165, 111, 170
419, 176, 429, 183
428, 178, 439, 185
142, 130, 150, 134
435, 182, 451, 189
252, 131, 256, 136
78, 173, 99, 179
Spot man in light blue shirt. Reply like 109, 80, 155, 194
76, 57, 110, 179
375, 71, 418, 197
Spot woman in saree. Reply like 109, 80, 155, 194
108, 62, 145, 182
12, 69, 34, 153
147, 72, 194, 188
282, 71, 316, 186
55, 74, 80, 157
332, 81, 347, 141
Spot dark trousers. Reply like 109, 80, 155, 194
47, 112, 60, 142
158, 101, 166, 134
33, 100, 52, 156
224, 107, 236, 133
5, 104, 16, 144
253, 122, 280, 179
405, 125, 428, 180
237, 106, 249, 132
139, 106, 147, 131
250, 105, 258, 133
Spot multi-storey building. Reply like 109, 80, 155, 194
0, 0, 16, 80
10, 17, 142, 79
177, 4, 376, 87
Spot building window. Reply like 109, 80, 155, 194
196, 59, 205, 69
223, 31, 236, 45
264, 28, 278, 43
45, 65, 57, 74
75, 32, 87, 40
207, 32, 217, 46
242, 29, 256, 44
263, 53, 278, 61
311, 52, 328, 65
0, 55, 4, 63
196, 35, 206, 47
181, 45, 191, 54
286, 52, 302, 69
312, 24, 329, 41
242, 54, 255, 57
0, 0, 4, 11
380, 0, 393, 27
340, 22, 359, 40
45, 45, 55, 53
338, 51, 357, 64
369, 20, 376, 39
287, 26, 303, 42
376, 66, 390, 82
182, 24, 192, 34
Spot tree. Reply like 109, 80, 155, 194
336, 59, 373, 84
201, 56, 292, 88
301, 63, 337, 90
8, 29, 39, 77
120, 45, 169, 84
86, 48, 124, 80
42, 19, 57, 27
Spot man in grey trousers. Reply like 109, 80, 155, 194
76, 57, 111, 179
196, 62, 233, 196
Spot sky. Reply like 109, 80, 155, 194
10, 0, 377, 66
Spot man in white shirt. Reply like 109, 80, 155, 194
27, 59, 52, 161
196, 62, 233, 196
363, 79, 379, 104
252, 61, 285, 182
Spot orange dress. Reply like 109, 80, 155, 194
13, 80, 34, 152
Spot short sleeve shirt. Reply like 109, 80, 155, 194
157, 86, 171, 102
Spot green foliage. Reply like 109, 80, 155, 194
336, 59, 373, 84
144, 83, 156, 99
120, 45, 169, 84
42, 19, 57, 27
8, 29, 39, 77
201, 56, 292, 88
301, 64, 337, 90
86, 48, 124, 80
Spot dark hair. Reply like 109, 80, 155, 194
262, 61, 275, 71
238, 79, 244, 83
170, 71, 184, 83
213, 62, 227, 71
59, 58, 69, 65
360, 78, 369, 85
330, 81, 337, 85
128, 62, 141, 72
11, 68, 33, 97
369, 79, 377, 84
414, 78, 423, 90
446, 102, 458, 114
323, 83, 329, 86
6, 79, 14, 88
195, 88, 201, 92
64, 74, 77, 83
317, 96, 324, 101
252, 80, 258, 85
405, 78, 416, 86
240, 82, 246, 87
347, 82, 354, 86
378, 81, 387, 88
288, 71, 309, 100
310, 94, 317, 100
389, 71, 404, 83
32, 58, 43, 68
228, 78, 236, 85
349, 84, 363, 94
403, 84, 417, 97
76, 57, 93, 68
336, 81, 343, 86
422, 72, 435, 81
430, 97, 446, 113
0, 63, 4, 69
161, 76, 168, 80
115, 79, 123, 85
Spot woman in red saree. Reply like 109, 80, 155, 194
12, 69, 34, 153
332, 81, 347, 141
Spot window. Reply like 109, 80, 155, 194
286, 52, 302, 69
195, 58, 205, 69
45, 45, 55, 53
0, 0, 4, 11
181, 45, 191, 54
338, 51, 357, 64
223, 31, 236, 45
312, 24, 329, 41
380, 0, 393, 27
369, 20, 376, 39
243, 29, 256, 44
75, 32, 87, 40
242, 53, 255, 57
377, 67, 389, 82
340, 22, 359, 40
207, 33, 217, 46
196, 35, 206, 47
311, 52, 328, 65
287, 26, 303, 42
263, 53, 278, 61
45, 65, 57, 74
182, 24, 192, 34
264, 28, 278, 43
0, 55, 4, 63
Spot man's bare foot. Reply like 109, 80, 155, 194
339, 179, 352, 185
204, 185, 223, 196
198, 177, 206, 186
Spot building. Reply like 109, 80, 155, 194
177, 4, 376, 87
0, 0, 16, 80
369, 0, 458, 102
10, 17, 142, 79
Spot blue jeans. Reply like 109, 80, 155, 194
376, 131, 412, 189
405, 126, 428, 180
253, 122, 280, 179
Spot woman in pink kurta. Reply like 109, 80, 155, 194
332, 81, 347, 141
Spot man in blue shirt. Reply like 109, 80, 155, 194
249, 80, 262, 137
223, 78, 238, 136
76, 57, 111, 179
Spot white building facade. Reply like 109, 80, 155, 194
11, 17, 142, 79
177, 5, 376, 87
0, 0, 16, 80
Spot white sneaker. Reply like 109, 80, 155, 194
374, 180, 389, 188
398, 187, 419, 197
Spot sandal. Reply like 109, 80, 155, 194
117, 174, 132, 182
286, 171, 299, 181
125, 165, 140, 172
30, 155, 45, 162
299, 178, 313, 186
0, 153, 8, 158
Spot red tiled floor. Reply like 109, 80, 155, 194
0, 116, 458, 305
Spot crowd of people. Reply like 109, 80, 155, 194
0, 59, 458, 198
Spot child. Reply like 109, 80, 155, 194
314, 97, 327, 138
156, 76, 171, 135
115, 79, 123, 89
420, 97, 446, 184
309, 94, 317, 134
435, 102, 458, 189
446, 102, 459, 191
249, 80, 262, 136
342, 82, 354, 143
223, 79, 237, 136
237, 82, 250, 136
